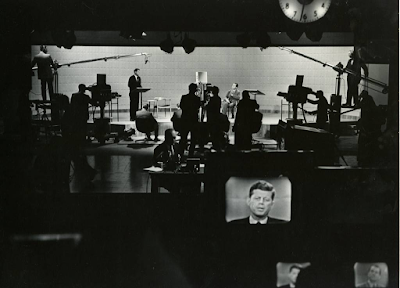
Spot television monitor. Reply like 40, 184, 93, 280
97, 74, 106, 86
225, 176, 291, 224
354, 262, 389, 288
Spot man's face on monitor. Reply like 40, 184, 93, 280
247, 189, 274, 219
288, 268, 301, 284
368, 266, 381, 282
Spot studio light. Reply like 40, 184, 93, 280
119, 31, 147, 40
51, 30, 76, 49
305, 28, 323, 42
182, 33, 197, 54
256, 32, 271, 50
236, 32, 251, 48
286, 28, 303, 41
160, 33, 174, 54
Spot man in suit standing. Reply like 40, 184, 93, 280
31, 45, 54, 101
233, 90, 260, 150
179, 83, 201, 156
128, 68, 142, 121
229, 180, 287, 224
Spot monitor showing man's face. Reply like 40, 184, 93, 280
247, 189, 274, 219
225, 176, 291, 223
288, 267, 301, 284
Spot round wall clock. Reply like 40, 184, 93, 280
279, 0, 332, 23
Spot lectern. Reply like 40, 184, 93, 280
246, 89, 265, 101
136, 88, 151, 109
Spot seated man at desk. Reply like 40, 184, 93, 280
153, 129, 182, 193
153, 129, 181, 171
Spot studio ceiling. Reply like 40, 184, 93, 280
1, 0, 398, 35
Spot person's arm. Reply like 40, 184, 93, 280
361, 62, 369, 78
307, 98, 318, 105
31, 56, 37, 68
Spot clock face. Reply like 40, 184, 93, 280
279, 0, 331, 23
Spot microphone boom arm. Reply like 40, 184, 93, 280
278, 47, 389, 93
32, 52, 151, 71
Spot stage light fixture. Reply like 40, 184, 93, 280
305, 28, 323, 42
160, 33, 174, 54
51, 30, 76, 49
182, 33, 197, 54
236, 32, 251, 48
119, 31, 147, 40
256, 32, 271, 50
286, 28, 303, 41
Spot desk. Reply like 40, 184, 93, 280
149, 166, 205, 193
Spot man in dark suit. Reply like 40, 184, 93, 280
233, 90, 260, 150
206, 86, 223, 150
128, 68, 142, 121
278, 265, 302, 288
153, 129, 180, 170
229, 180, 288, 224
31, 45, 54, 101
179, 83, 201, 156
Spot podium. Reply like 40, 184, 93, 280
136, 88, 151, 109
246, 89, 265, 101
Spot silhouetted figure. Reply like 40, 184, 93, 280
357, 91, 383, 167
306, 90, 332, 129
222, 83, 241, 118
171, 109, 183, 134
136, 104, 159, 141
179, 83, 201, 156
62, 84, 96, 186
344, 49, 369, 107
128, 68, 142, 121
206, 86, 224, 150
153, 129, 181, 193
233, 90, 259, 150
31, 45, 54, 101
154, 129, 181, 169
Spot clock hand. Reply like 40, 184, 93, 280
299, 3, 306, 22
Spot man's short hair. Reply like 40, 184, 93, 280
78, 84, 86, 92
212, 86, 219, 95
165, 128, 175, 142
242, 90, 250, 99
189, 83, 198, 93
134, 68, 140, 72
234, 83, 238, 88
40, 45, 47, 52
289, 265, 302, 273
369, 265, 381, 275
249, 180, 275, 200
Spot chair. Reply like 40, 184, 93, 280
154, 97, 172, 118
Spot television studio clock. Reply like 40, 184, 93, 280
279, 0, 332, 23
